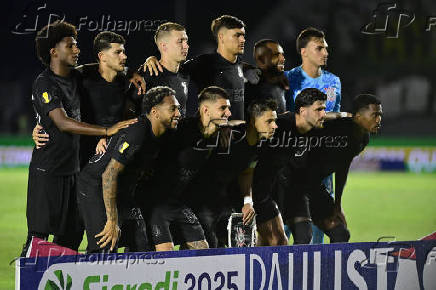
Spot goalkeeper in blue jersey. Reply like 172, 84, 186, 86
284, 27, 350, 244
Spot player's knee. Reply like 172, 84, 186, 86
273, 234, 289, 246
325, 223, 350, 243
155, 242, 174, 252
291, 220, 312, 245
184, 239, 209, 250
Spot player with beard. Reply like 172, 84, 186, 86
284, 94, 382, 244
187, 98, 278, 248
145, 86, 235, 251
245, 39, 288, 113
21, 22, 136, 256
77, 86, 181, 252
138, 22, 190, 117
32, 31, 146, 168
253, 88, 327, 246
284, 27, 350, 244
143, 15, 247, 120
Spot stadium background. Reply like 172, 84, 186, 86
1, 0, 435, 288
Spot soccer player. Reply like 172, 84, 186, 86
33, 31, 146, 168
145, 86, 234, 251
284, 27, 347, 244
284, 94, 382, 244
79, 31, 144, 167
138, 22, 190, 117
187, 98, 278, 248
21, 21, 135, 256
78, 86, 181, 252
253, 88, 328, 246
143, 15, 247, 119
245, 39, 288, 113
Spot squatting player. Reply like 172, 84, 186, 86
144, 15, 247, 119
187, 98, 278, 248
253, 88, 328, 246
285, 27, 346, 244
22, 21, 135, 256
78, 86, 181, 252
145, 86, 236, 251
284, 94, 382, 244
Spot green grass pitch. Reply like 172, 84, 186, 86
1, 168, 435, 289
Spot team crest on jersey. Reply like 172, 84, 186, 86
41, 92, 51, 104
324, 87, 336, 102
119, 141, 129, 153
237, 65, 243, 78
181, 81, 188, 95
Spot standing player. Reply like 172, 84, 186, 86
144, 15, 247, 120
33, 31, 145, 168
138, 22, 190, 117
245, 39, 288, 113
78, 86, 181, 252
285, 27, 346, 244
79, 31, 144, 167
284, 94, 382, 244
21, 21, 135, 256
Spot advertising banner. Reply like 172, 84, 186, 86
16, 240, 436, 289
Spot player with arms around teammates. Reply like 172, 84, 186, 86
22, 21, 136, 256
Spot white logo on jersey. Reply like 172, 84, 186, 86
237, 65, 243, 78
181, 81, 188, 95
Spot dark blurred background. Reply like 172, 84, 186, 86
1, 0, 435, 136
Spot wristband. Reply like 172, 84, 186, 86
340, 112, 348, 118
244, 196, 253, 205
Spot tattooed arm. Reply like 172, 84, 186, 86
95, 158, 125, 251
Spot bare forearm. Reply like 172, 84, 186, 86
238, 168, 254, 198
102, 160, 124, 223
49, 108, 106, 136
325, 112, 352, 121
57, 117, 106, 136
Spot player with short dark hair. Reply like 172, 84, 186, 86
285, 27, 350, 244
78, 86, 181, 252
253, 88, 328, 246
33, 30, 144, 168
283, 94, 382, 244
21, 21, 136, 256
188, 97, 278, 248
245, 39, 288, 113
145, 86, 232, 251
143, 15, 248, 120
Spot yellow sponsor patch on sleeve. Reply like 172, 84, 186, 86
119, 142, 129, 153
42, 92, 50, 103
